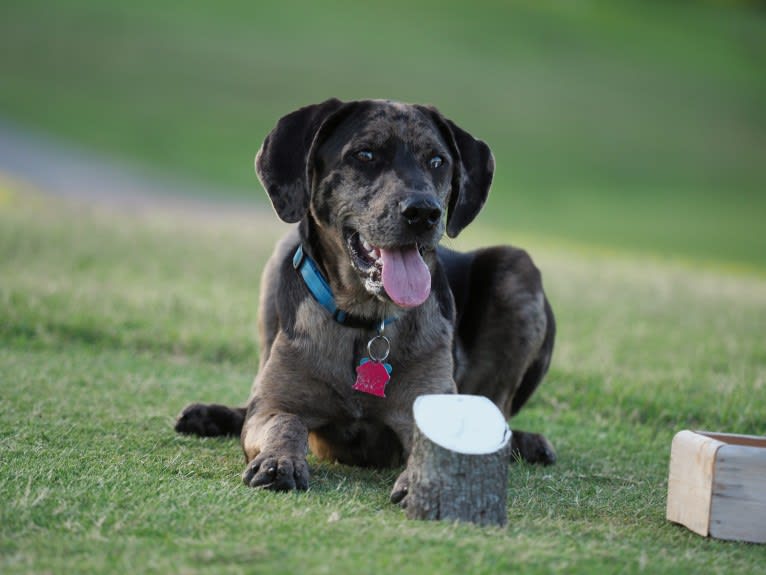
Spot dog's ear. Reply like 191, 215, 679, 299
255, 98, 346, 223
419, 107, 495, 238
443, 119, 495, 238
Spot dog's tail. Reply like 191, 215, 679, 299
174, 403, 247, 437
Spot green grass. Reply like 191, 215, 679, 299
1, 183, 765, 574
1, 0, 765, 268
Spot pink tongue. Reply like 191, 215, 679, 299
380, 246, 431, 308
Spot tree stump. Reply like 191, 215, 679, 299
405, 394, 512, 527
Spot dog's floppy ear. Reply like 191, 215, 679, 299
255, 98, 346, 223
419, 107, 495, 238
444, 119, 495, 238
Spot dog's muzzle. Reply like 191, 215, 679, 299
345, 228, 432, 309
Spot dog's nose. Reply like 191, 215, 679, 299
400, 196, 442, 232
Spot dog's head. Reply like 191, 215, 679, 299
256, 99, 494, 309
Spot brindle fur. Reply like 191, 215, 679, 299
175, 99, 556, 501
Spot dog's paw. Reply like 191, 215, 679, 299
510, 430, 557, 466
389, 469, 410, 506
174, 403, 244, 437
242, 453, 309, 491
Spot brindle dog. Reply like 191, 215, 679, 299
175, 99, 556, 503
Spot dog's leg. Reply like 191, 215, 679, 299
382, 358, 458, 505
450, 246, 556, 465
388, 426, 414, 505
508, 295, 557, 465
174, 403, 246, 437
508, 296, 555, 417
240, 409, 310, 491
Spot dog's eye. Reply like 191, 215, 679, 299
429, 155, 444, 169
355, 150, 375, 163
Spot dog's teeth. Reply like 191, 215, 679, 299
362, 239, 372, 251
364, 243, 379, 261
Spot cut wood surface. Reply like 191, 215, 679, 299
666, 430, 723, 537
405, 394, 512, 527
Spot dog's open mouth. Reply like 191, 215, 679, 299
345, 229, 431, 308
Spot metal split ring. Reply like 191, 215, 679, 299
367, 334, 391, 362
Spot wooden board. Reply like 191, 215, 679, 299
666, 430, 766, 544
709, 439, 766, 543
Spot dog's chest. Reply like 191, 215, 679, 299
291, 299, 452, 416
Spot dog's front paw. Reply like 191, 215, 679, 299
389, 469, 410, 506
242, 453, 309, 491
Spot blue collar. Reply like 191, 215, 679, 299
293, 244, 396, 330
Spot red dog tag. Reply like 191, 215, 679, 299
353, 360, 390, 397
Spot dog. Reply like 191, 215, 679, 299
175, 99, 556, 504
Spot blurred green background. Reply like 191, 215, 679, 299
1, 0, 765, 269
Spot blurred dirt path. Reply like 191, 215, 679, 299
0, 118, 266, 218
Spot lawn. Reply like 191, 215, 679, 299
1, 183, 764, 574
